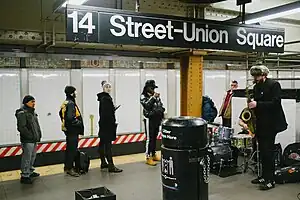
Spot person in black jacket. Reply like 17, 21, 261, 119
140, 80, 165, 166
248, 65, 288, 190
97, 81, 122, 173
59, 86, 84, 177
15, 95, 42, 184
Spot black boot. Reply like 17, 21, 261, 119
108, 164, 123, 173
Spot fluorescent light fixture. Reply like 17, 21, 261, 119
61, 0, 88, 7
245, 7, 300, 24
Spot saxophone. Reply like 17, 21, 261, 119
241, 83, 256, 137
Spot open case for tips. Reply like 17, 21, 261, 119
75, 186, 116, 200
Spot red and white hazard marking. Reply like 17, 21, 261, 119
0, 132, 162, 158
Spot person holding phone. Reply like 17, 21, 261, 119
97, 81, 122, 173
140, 80, 165, 166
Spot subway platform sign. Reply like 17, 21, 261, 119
66, 5, 285, 53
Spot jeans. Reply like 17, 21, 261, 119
21, 143, 37, 178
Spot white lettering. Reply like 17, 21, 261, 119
236, 27, 247, 45
110, 15, 126, 37
155, 24, 167, 39
183, 22, 195, 42
166, 21, 174, 40
142, 23, 154, 39
236, 27, 283, 50
276, 35, 284, 48
209, 29, 219, 43
125, 16, 135, 37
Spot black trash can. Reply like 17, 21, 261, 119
161, 116, 209, 200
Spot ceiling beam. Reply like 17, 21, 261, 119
225, 1, 300, 24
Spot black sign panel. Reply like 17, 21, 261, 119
66, 5, 285, 53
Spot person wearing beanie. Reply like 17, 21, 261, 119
15, 95, 42, 184
97, 81, 122, 173
140, 80, 165, 166
59, 86, 84, 177
248, 64, 287, 190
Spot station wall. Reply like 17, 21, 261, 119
0, 67, 299, 146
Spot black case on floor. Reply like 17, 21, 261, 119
274, 164, 300, 184
75, 187, 116, 200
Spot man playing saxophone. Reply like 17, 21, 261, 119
248, 64, 287, 190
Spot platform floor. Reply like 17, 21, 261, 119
0, 154, 299, 200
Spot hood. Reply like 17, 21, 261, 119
15, 106, 34, 116
202, 96, 210, 103
97, 92, 109, 101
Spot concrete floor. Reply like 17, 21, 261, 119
0, 162, 299, 200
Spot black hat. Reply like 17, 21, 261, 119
64, 86, 76, 95
22, 95, 35, 104
145, 80, 158, 88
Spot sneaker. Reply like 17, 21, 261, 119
146, 157, 157, 166
259, 181, 275, 190
108, 165, 123, 173
20, 177, 33, 184
65, 169, 80, 177
152, 154, 161, 161
30, 172, 40, 178
251, 177, 265, 184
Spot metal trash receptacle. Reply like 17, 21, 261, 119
161, 116, 209, 200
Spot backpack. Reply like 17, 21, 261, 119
75, 151, 90, 174
202, 96, 218, 122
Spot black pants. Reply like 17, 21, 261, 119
222, 117, 231, 128
64, 133, 79, 170
99, 141, 113, 165
144, 118, 160, 157
257, 134, 276, 182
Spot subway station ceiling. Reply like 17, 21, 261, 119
0, 0, 300, 61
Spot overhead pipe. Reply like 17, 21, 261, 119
135, 0, 140, 12
45, 21, 56, 50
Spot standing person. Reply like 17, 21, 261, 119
219, 80, 239, 127
59, 86, 84, 177
15, 95, 42, 184
140, 80, 165, 166
248, 65, 287, 190
97, 81, 122, 173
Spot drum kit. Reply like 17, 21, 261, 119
208, 125, 259, 175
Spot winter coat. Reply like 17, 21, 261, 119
15, 105, 42, 143
59, 97, 84, 135
97, 92, 117, 142
140, 92, 165, 122
253, 78, 288, 136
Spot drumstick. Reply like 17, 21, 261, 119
247, 129, 255, 138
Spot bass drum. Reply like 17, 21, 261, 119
208, 143, 233, 165
283, 143, 300, 167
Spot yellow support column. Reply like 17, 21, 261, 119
180, 52, 205, 117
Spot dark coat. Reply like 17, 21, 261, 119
140, 90, 165, 122
59, 97, 84, 135
15, 105, 42, 143
97, 92, 117, 142
253, 78, 288, 137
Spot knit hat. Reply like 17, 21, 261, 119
22, 95, 35, 104
101, 80, 111, 88
64, 86, 76, 95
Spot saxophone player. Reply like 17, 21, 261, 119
248, 65, 287, 190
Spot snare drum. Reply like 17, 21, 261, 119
231, 134, 252, 149
217, 126, 234, 141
